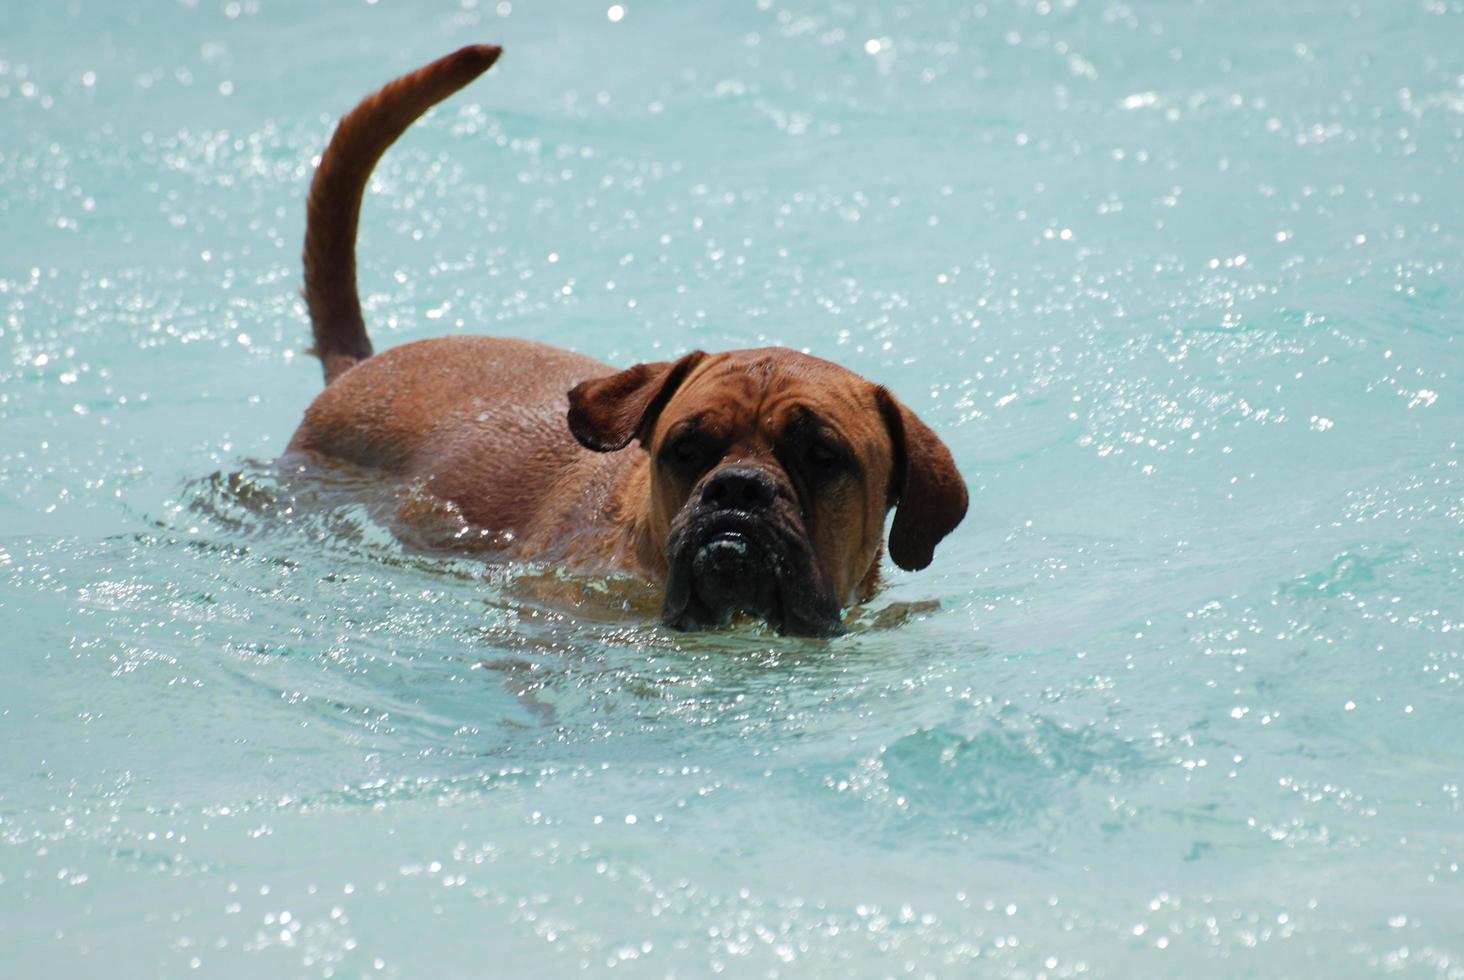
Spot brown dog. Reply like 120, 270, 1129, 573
286, 45, 967, 636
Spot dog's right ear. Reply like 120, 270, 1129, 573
567, 352, 708, 452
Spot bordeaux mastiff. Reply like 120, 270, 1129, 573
286, 45, 968, 636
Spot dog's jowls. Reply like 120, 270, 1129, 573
286, 45, 968, 636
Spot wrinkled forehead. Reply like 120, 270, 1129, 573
660, 348, 884, 446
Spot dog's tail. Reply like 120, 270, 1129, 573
303, 45, 502, 385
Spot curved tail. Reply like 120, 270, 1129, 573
303, 45, 502, 384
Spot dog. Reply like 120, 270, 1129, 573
285, 45, 968, 636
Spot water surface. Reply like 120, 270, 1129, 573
3, 0, 1462, 975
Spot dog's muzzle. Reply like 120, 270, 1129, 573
661, 466, 844, 637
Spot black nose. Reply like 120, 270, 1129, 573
701, 466, 777, 512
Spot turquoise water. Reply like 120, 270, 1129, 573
3, 0, 1462, 975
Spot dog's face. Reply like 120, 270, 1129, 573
568, 349, 967, 636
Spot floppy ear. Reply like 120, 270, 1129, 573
567, 352, 708, 452
876, 387, 969, 571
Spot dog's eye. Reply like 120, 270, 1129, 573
664, 436, 705, 470
807, 440, 840, 470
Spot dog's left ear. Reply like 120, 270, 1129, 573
568, 352, 708, 452
876, 387, 968, 571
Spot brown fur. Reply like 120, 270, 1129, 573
287, 46, 967, 633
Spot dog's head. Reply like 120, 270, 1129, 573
567, 348, 967, 636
